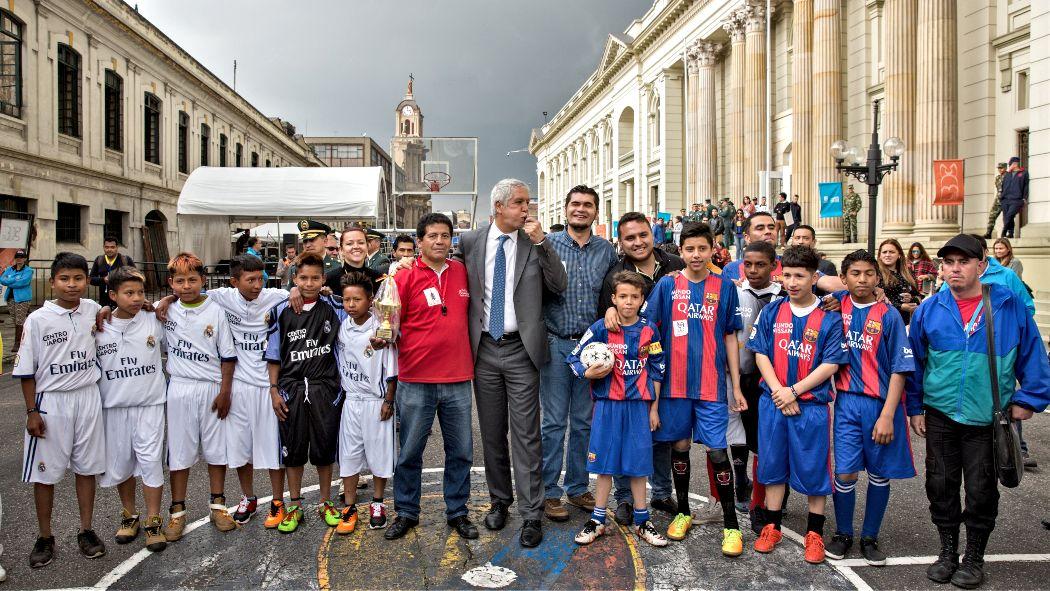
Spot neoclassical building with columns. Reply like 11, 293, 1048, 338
530, 0, 1050, 323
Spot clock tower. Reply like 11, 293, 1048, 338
391, 74, 430, 227
395, 74, 423, 137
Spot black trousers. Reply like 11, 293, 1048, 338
925, 410, 999, 534
1001, 199, 1024, 237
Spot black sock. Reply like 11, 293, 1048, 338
807, 512, 826, 536
710, 454, 740, 530
372, 497, 384, 503
768, 508, 784, 531
671, 449, 691, 515
209, 492, 225, 502
730, 445, 750, 488
170, 500, 186, 512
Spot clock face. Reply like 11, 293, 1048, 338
402, 105, 414, 117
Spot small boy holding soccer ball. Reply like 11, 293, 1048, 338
567, 271, 668, 548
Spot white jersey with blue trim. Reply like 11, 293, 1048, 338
13, 299, 101, 392
159, 296, 237, 382
206, 287, 289, 387
95, 310, 166, 408
336, 313, 397, 401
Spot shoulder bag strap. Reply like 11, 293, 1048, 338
982, 284, 1002, 417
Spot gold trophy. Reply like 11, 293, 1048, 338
374, 276, 402, 341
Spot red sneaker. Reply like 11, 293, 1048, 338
368, 501, 388, 530
232, 496, 258, 524
753, 523, 783, 553
804, 531, 826, 564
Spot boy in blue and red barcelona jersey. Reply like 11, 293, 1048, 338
643, 223, 746, 557
568, 271, 667, 549
747, 245, 847, 565
824, 249, 915, 566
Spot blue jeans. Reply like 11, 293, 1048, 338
735, 235, 745, 259
540, 335, 593, 499
394, 381, 474, 521
613, 441, 673, 503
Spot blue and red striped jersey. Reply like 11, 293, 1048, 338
642, 272, 742, 401
746, 297, 847, 404
567, 318, 665, 401
831, 292, 914, 400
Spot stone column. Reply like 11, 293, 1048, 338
691, 40, 721, 203
792, 0, 813, 214
882, 0, 917, 235
811, 0, 843, 239
723, 13, 747, 201
743, 4, 767, 200
914, 0, 959, 233
684, 47, 700, 203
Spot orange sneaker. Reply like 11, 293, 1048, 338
804, 532, 826, 564
753, 523, 783, 553
336, 506, 358, 535
264, 500, 286, 529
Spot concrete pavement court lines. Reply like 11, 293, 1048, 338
91, 467, 861, 590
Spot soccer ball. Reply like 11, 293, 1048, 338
580, 342, 614, 368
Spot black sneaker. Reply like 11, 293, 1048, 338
650, 497, 678, 515
824, 533, 853, 560
614, 501, 633, 525
1023, 450, 1038, 470
29, 536, 55, 568
749, 506, 768, 535
860, 536, 886, 566
77, 529, 106, 559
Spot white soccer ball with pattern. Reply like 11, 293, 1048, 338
580, 342, 614, 368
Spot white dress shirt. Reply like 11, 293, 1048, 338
483, 223, 518, 334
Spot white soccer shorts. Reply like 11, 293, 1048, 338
166, 377, 228, 471
227, 381, 281, 470
100, 404, 165, 488
727, 396, 747, 447
339, 398, 395, 479
22, 384, 106, 485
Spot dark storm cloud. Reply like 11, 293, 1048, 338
134, 0, 651, 218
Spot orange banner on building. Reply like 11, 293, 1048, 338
933, 159, 965, 206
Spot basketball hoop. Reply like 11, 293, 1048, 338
424, 171, 452, 193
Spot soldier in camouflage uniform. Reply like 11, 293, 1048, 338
842, 184, 861, 243
985, 162, 1007, 239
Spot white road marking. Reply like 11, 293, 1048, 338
460, 562, 518, 588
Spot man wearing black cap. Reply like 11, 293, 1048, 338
907, 233, 1049, 588
285, 220, 333, 289
0, 248, 33, 351
999, 157, 1028, 238
365, 229, 391, 274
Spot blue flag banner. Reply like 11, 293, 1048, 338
656, 211, 672, 222
819, 182, 843, 218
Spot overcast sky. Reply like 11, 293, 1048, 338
134, 0, 651, 217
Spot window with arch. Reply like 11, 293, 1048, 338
251, 151, 259, 167
200, 123, 210, 166
219, 133, 228, 166
0, 9, 23, 118
144, 92, 161, 164
177, 111, 189, 173
104, 70, 123, 151
57, 44, 81, 137
235, 142, 243, 167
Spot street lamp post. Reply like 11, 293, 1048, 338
829, 99, 905, 254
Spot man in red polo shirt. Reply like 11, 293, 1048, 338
384, 213, 478, 541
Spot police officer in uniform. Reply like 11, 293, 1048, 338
984, 162, 1008, 239
285, 219, 334, 288
842, 185, 861, 244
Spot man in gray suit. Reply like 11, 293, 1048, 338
456, 179, 567, 548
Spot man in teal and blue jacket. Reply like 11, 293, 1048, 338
907, 233, 1049, 589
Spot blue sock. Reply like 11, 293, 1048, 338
591, 506, 607, 524
832, 476, 857, 536
633, 508, 650, 526
861, 475, 890, 539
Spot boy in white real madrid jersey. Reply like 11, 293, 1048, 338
96, 267, 168, 553
15, 253, 106, 568
160, 252, 239, 540
333, 271, 397, 535
159, 255, 291, 527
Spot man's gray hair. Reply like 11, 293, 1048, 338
491, 178, 529, 210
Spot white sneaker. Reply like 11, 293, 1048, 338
0, 561, 7, 582
635, 520, 669, 547
692, 501, 723, 525
574, 519, 606, 545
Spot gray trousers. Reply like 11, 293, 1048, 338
474, 334, 544, 519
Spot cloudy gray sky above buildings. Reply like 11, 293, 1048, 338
135, 0, 651, 217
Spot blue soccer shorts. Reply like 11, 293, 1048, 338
833, 392, 916, 479
588, 399, 653, 477
757, 395, 833, 496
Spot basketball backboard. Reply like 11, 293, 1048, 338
390, 137, 478, 196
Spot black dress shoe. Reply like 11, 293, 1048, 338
484, 501, 510, 531
448, 515, 479, 540
650, 497, 678, 516
614, 501, 633, 525
520, 519, 543, 548
384, 516, 419, 540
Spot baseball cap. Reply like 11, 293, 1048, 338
14, 249, 26, 258
1009, 156, 1020, 165
997, 162, 1008, 169
937, 234, 984, 260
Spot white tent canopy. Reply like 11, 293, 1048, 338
176, 166, 385, 264
177, 166, 383, 219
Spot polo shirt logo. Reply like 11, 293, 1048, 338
204, 325, 214, 338
865, 319, 882, 335
146, 335, 156, 349
804, 327, 819, 343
